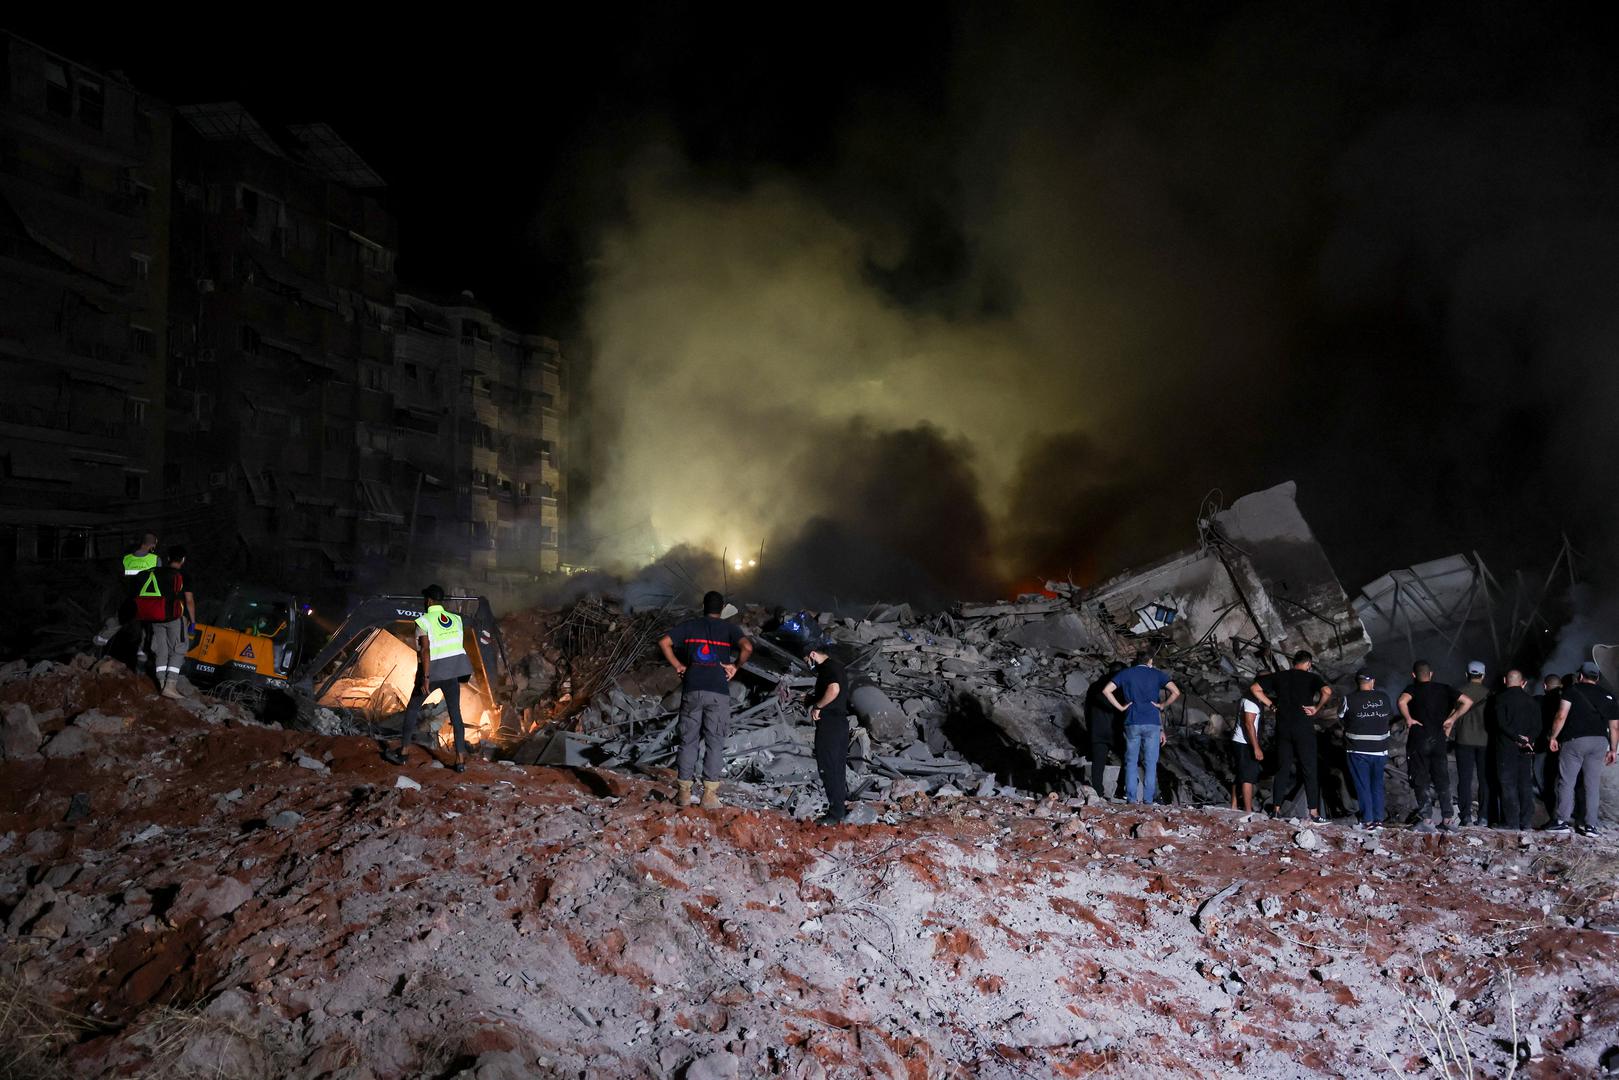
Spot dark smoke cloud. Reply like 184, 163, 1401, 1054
575, 3, 1619, 604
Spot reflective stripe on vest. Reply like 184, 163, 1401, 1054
123, 552, 159, 576
414, 605, 467, 662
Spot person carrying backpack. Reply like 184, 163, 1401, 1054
135, 547, 195, 699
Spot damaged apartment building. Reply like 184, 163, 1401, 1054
0, 32, 172, 571
0, 31, 567, 607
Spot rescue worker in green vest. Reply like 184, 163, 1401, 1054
135, 547, 195, 699
383, 585, 473, 772
96, 532, 161, 662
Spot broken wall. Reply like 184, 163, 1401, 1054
1212, 482, 1370, 671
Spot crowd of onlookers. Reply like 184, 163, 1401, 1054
1088, 651, 1619, 835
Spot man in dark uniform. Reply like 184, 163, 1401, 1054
1250, 650, 1332, 822
1398, 660, 1459, 831
804, 640, 850, 825
659, 590, 752, 809
1492, 670, 1541, 831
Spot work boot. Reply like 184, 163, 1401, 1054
382, 748, 406, 766
700, 781, 722, 809
160, 681, 183, 700
676, 780, 693, 807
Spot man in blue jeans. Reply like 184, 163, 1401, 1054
1103, 651, 1181, 804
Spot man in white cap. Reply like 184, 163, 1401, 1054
1448, 660, 1492, 826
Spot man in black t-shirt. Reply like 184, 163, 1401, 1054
659, 591, 752, 809
805, 641, 850, 825
1250, 650, 1332, 821
1546, 661, 1619, 835
1398, 660, 1459, 830
1084, 662, 1126, 800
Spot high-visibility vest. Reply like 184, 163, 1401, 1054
123, 551, 159, 577
414, 604, 467, 662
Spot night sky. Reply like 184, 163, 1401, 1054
17, 3, 1619, 598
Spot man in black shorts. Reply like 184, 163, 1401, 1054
1229, 694, 1263, 811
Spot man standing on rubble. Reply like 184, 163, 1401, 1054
1341, 671, 1394, 829
1449, 661, 1493, 826
1085, 661, 1126, 800
1537, 674, 1564, 819
659, 591, 752, 809
1250, 651, 1332, 823
804, 641, 850, 825
1545, 661, 1619, 836
1229, 693, 1264, 812
1492, 670, 1540, 831
135, 547, 195, 700
1103, 651, 1181, 805
384, 585, 473, 773
1398, 661, 1458, 831
96, 531, 161, 662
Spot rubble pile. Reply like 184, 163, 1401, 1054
497, 484, 1382, 820
3, 660, 1618, 1078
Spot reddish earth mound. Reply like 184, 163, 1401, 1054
3, 666, 1618, 1078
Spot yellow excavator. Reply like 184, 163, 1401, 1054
184, 586, 306, 690
183, 590, 507, 731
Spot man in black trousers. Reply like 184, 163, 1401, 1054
805, 641, 850, 826
1491, 669, 1541, 831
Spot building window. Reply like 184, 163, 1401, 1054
126, 397, 148, 427
129, 325, 155, 357
44, 61, 70, 116
240, 325, 261, 355
130, 253, 150, 281
124, 473, 142, 499
77, 76, 103, 131
402, 362, 418, 382
324, 426, 346, 451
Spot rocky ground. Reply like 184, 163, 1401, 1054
4, 661, 1619, 1079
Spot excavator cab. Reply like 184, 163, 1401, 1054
184, 586, 308, 690
294, 595, 507, 741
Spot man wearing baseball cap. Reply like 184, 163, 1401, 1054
1448, 660, 1493, 826
1342, 670, 1396, 829
1545, 660, 1619, 835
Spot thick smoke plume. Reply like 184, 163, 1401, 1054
577, 5, 1619, 605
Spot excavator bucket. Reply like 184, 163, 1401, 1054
294, 595, 508, 743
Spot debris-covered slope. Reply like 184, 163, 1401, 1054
4, 663, 1618, 1079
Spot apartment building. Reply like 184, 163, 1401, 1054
393, 293, 566, 581
0, 31, 171, 569
165, 102, 398, 594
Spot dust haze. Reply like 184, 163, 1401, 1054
574, 5, 1619, 608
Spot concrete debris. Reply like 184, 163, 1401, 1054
395, 775, 423, 791
2, 702, 43, 759
72, 709, 128, 734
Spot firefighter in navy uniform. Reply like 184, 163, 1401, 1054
384, 585, 474, 772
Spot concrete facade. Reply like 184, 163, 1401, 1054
164, 102, 399, 594
393, 293, 566, 582
0, 31, 171, 568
